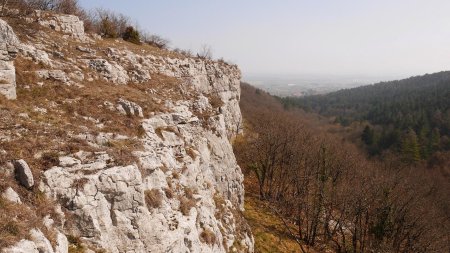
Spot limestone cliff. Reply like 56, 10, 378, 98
0, 11, 253, 253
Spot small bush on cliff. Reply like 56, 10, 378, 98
179, 196, 196, 216
93, 8, 129, 38
197, 44, 213, 60
199, 228, 216, 245
145, 189, 163, 209
142, 33, 170, 49
122, 26, 141, 45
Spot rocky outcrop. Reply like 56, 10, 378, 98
1, 12, 253, 253
40, 60, 252, 252
34, 11, 87, 41
0, 19, 19, 99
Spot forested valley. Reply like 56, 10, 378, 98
234, 82, 449, 253
281, 72, 450, 165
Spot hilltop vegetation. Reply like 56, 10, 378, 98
282, 71, 450, 162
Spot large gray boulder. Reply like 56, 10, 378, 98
13, 159, 34, 188
0, 18, 19, 100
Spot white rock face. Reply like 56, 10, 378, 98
40, 57, 253, 252
35, 11, 86, 41
2, 240, 39, 253
2, 12, 253, 253
0, 18, 19, 99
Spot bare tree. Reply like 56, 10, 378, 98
197, 44, 213, 59
141, 33, 170, 49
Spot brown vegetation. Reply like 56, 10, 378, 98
235, 83, 450, 253
144, 189, 163, 209
199, 228, 216, 245
179, 196, 196, 216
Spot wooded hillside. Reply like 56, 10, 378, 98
236, 82, 449, 253
282, 72, 450, 160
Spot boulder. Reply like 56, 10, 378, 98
88, 59, 129, 84
30, 229, 54, 253
117, 98, 144, 117
1, 187, 21, 203
13, 160, 34, 188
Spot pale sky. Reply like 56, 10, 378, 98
79, 0, 450, 79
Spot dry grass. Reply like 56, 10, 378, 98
179, 196, 196, 216
244, 193, 319, 253
186, 147, 197, 160
0, 197, 31, 248
208, 93, 224, 109
163, 187, 174, 199
199, 228, 216, 245
67, 235, 85, 253
145, 189, 163, 209
94, 36, 185, 59
184, 187, 196, 199
0, 178, 59, 248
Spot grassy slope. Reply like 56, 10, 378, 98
245, 193, 301, 253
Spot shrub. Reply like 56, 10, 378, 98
208, 93, 224, 108
98, 16, 117, 38
197, 44, 212, 60
173, 48, 193, 57
54, 0, 80, 15
122, 26, 141, 45
200, 228, 216, 245
67, 235, 85, 253
163, 187, 174, 199
40, 151, 60, 168
184, 187, 195, 199
179, 196, 196, 216
93, 8, 130, 38
145, 189, 162, 209
142, 34, 170, 49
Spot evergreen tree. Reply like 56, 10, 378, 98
430, 128, 441, 152
401, 129, 421, 163
362, 125, 374, 145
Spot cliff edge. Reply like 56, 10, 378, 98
0, 11, 253, 253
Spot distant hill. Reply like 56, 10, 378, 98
282, 71, 450, 159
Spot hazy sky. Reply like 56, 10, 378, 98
78, 0, 450, 79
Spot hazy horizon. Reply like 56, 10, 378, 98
79, 0, 450, 80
